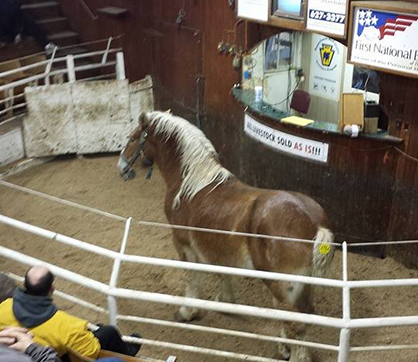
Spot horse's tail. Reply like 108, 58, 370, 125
312, 227, 335, 278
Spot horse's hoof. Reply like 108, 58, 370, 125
215, 292, 235, 304
174, 308, 200, 322
289, 348, 311, 362
277, 344, 291, 361
174, 311, 188, 322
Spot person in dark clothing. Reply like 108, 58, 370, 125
0, 0, 54, 52
0, 327, 125, 362
0, 327, 61, 362
0, 266, 141, 358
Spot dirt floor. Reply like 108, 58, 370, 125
0, 154, 417, 362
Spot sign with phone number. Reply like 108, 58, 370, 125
309, 10, 345, 24
306, 0, 348, 36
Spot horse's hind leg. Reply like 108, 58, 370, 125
272, 284, 312, 362
175, 244, 202, 322
276, 325, 291, 360
285, 283, 312, 362
283, 321, 311, 362
215, 275, 234, 303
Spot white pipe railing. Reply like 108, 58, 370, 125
0, 49, 120, 83
0, 180, 341, 247
0, 57, 119, 93
2, 215, 418, 362
1, 184, 418, 361
108, 217, 132, 326
0, 214, 343, 288
0, 40, 123, 125
8, 271, 418, 354
0, 103, 26, 117
7, 272, 338, 353
338, 243, 350, 362
118, 315, 339, 352
0, 244, 343, 324
102, 37, 113, 65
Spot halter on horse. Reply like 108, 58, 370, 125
118, 111, 335, 362
118, 129, 148, 180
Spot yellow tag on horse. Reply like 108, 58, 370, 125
319, 243, 331, 255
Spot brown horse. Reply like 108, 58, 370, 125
118, 111, 335, 362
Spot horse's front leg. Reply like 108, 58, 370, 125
174, 244, 202, 322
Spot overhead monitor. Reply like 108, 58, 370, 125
273, 0, 304, 20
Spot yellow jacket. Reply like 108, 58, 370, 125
0, 298, 100, 359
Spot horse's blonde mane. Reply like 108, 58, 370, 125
146, 111, 232, 209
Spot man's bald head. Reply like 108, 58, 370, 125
24, 265, 54, 296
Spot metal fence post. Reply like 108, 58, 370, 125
338, 328, 351, 361
108, 217, 132, 326
338, 242, 351, 362
66, 55, 76, 83
116, 52, 126, 80
101, 37, 113, 65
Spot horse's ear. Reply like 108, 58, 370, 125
138, 112, 149, 128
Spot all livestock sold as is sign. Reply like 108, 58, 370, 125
244, 114, 329, 163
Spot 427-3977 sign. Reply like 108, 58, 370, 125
307, 0, 348, 37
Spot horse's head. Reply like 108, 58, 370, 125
118, 112, 155, 181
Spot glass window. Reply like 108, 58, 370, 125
264, 33, 293, 71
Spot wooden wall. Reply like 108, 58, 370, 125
59, 0, 418, 267
60, 0, 246, 169
380, 74, 418, 267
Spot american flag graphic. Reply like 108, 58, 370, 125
357, 9, 418, 40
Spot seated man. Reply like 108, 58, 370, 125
0, 266, 141, 359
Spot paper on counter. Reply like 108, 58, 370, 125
281, 116, 315, 127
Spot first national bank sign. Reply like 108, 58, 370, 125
349, 6, 418, 78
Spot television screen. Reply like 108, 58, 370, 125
274, 0, 303, 19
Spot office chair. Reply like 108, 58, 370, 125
290, 89, 311, 114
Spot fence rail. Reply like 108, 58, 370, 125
1, 182, 418, 361
0, 37, 124, 124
